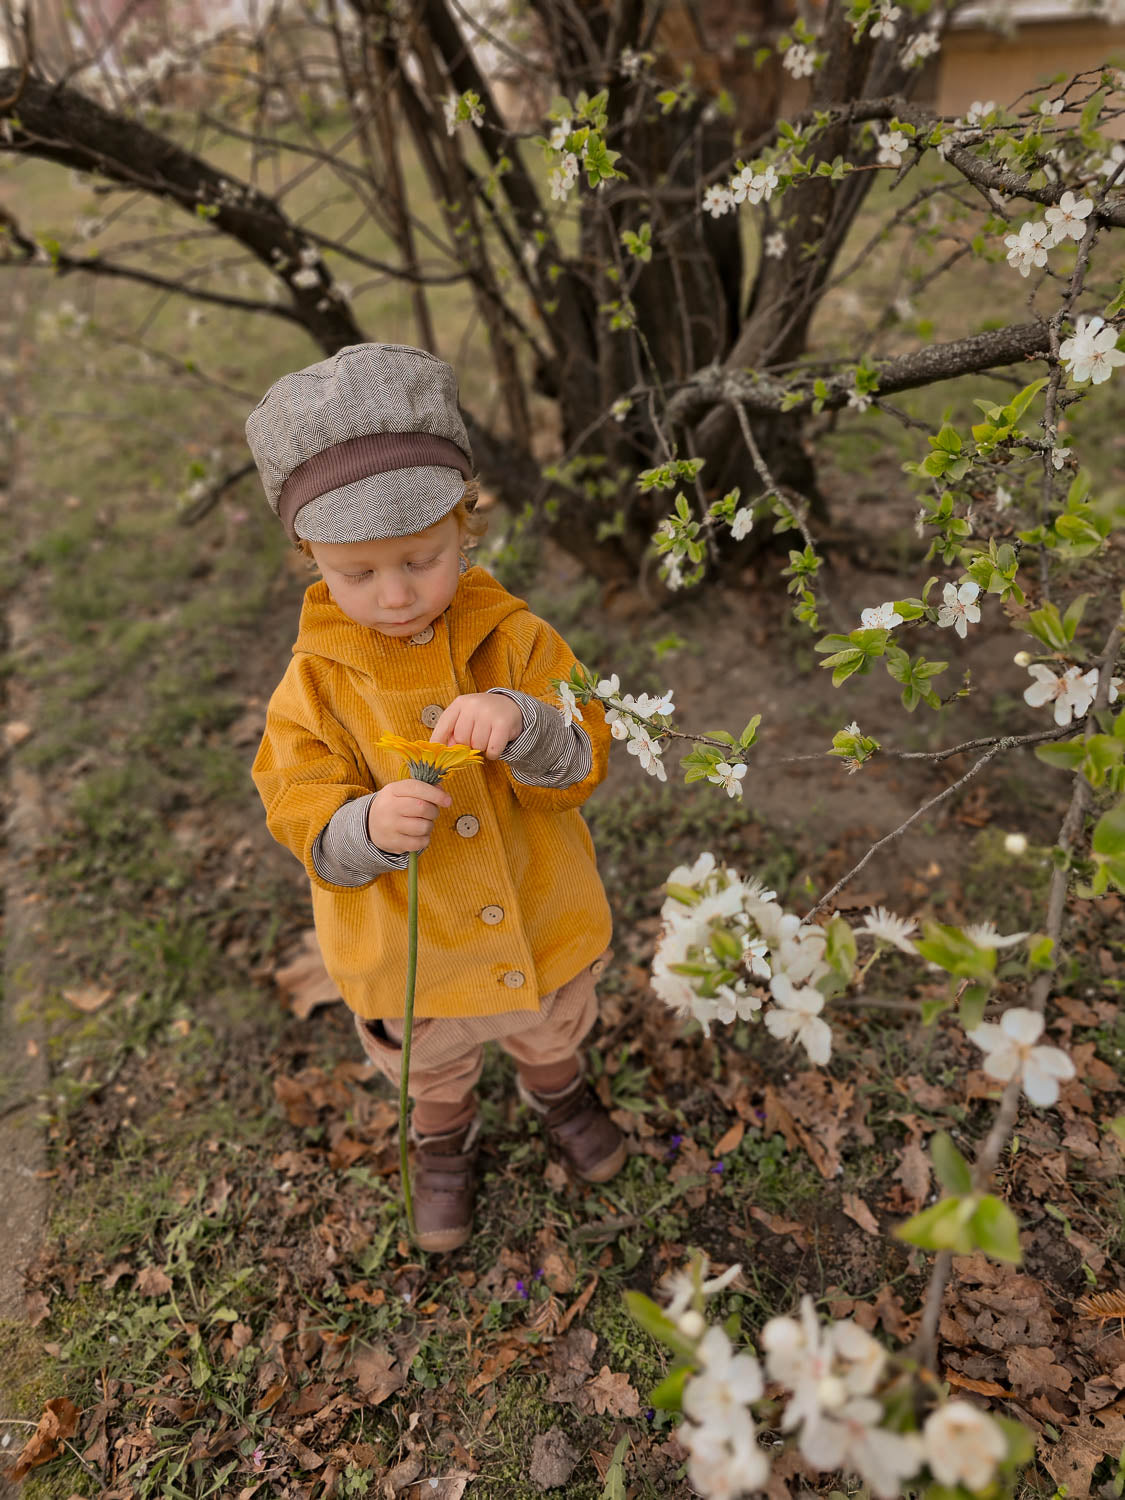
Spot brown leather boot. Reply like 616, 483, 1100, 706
411, 1118, 479, 1253
521, 1076, 627, 1183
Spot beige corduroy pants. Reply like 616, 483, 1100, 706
354, 949, 611, 1108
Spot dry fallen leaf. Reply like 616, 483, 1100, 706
714, 1119, 745, 1156
345, 1342, 403, 1405
62, 984, 113, 1013
3, 720, 32, 748
8, 1397, 80, 1480
584, 1365, 640, 1417
748, 1206, 809, 1249
1007, 1344, 1072, 1395
892, 1139, 931, 1211
272, 929, 341, 1019
842, 1192, 880, 1236
529, 1426, 580, 1491
134, 1266, 172, 1297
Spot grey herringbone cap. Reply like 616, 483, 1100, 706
244, 343, 472, 543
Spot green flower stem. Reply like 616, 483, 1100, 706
399, 849, 420, 1243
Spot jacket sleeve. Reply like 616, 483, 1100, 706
493, 615, 610, 814
251, 656, 385, 891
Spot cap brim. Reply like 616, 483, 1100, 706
293, 466, 464, 543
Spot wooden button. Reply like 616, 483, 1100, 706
420, 703, 443, 729
409, 625, 434, 645
455, 814, 479, 838
502, 969, 525, 988
480, 905, 504, 925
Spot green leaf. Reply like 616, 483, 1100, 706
649, 1363, 692, 1411
960, 983, 991, 1032
915, 922, 997, 979
895, 1195, 978, 1254
1027, 933, 1055, 970
1035, 739, 1087, 772
739, 714, 761, 748
825, 914, 857, 981
931, 1131, 973, 1195
1006, 376, 1047, 424
623, 1291, 698, 1360
600, 1436, 630, 1500
1092, 799, 1125, 893
970, 1194, 1023, 1264
932, 423, 963, 454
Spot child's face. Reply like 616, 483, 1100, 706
308, 513, 463, 637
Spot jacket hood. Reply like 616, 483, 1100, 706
291, 564, 528, 674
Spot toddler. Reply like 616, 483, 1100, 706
246, 343, 625, 1252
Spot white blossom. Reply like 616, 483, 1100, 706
782, 44, 817, 79
684, 1326, 765, 1438
1044, 190, 1094, 246
681, 1419, 771, 1500
764, 975, 832, 1064
764, 232, 786, 259
876, 130, 909, 168
900, 29, 940, 67
922, 1403, 1007, 1492
847, 386, 873, 412
860, 602, 903, 630
936, 580, 981, 638
800, 1399, 923, 1499
702, 184, 735, 218
966, 99, 995, 124
1004, 832, 1028, 855
1099, 142, 1125, 179
556, 681, 583, 726
859, 906, 917, 953
618, 47, 645, 79
966, 1007, 1075, 1106
995, 484, 1013, 510
1051, 446, 1072, 470
1022, 663, 1115, 726
610, 397, 631, 422
1004, 220, 1050, 277
549, 119, 571, 150
870, 2, 901, 39
963, 921, 1028, 950
709, 761, 748, 799
291, 267, 320, 290
1059, 315, 1125, 385
660, 1259, 742, 1321
1039, 96, 1066, 116
730, 507, 755, 540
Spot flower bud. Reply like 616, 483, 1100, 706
1013, 650, 1033, 667
1004, 833, 1028, 855
816, 1375, 848, 1412
678, 1310, 705, 1340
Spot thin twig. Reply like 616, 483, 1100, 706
804, 744, 1005, 921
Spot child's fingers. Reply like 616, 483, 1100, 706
485, 721, 511, 759
397, 778, 452, 809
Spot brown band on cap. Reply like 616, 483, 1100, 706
278, 431, 472, 541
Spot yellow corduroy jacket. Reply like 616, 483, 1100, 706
252, 565, 613, 1019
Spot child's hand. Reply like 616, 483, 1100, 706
367, 779, 452, 854
429, 693, 523, 759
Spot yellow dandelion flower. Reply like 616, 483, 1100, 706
375, 734, 483, 785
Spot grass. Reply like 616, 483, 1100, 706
3, 102, 1125, 1500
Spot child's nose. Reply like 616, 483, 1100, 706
377, 576, 414, 608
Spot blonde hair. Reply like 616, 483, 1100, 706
295, 479, 487, 559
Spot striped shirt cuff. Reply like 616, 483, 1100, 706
312, 793, 409, 887
491, 688, 592, 788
